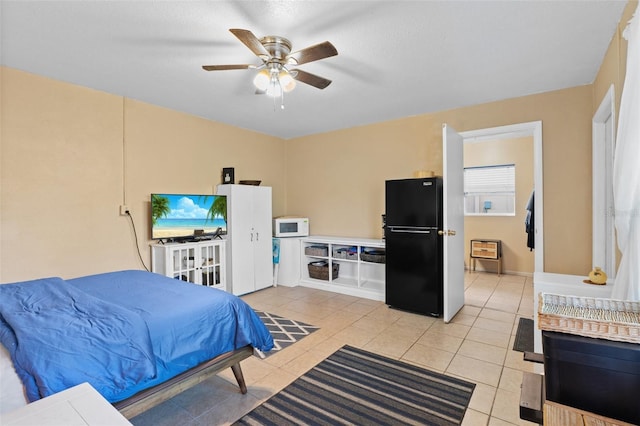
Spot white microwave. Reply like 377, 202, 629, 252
273, 217, 309, 237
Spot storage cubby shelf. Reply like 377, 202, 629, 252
151, 240, 227, 291
300, 236, 385, 301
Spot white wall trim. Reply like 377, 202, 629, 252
592, 84, 616, 278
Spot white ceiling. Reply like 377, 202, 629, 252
0, 1, 628, 139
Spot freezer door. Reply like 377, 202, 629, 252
385, 178, 442, 228
385, 227, 442, 316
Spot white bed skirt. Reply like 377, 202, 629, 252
0, 345, 28, 414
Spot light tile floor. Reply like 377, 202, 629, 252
131, 272, 541, 426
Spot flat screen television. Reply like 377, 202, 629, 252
151, 193, 227, 241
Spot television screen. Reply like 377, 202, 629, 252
151, 193, 227, 240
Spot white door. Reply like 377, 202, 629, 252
234, 185, 256, 295
253, 186, 273, 290
442, 124, 465, 322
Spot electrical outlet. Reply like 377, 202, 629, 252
120, 205, 129, 216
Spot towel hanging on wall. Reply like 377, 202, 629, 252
525, 190, 534, 251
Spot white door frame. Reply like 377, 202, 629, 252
592, 84, 616, 279
460, 121, 544, 272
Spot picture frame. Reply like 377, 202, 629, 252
222, 167, 234, 184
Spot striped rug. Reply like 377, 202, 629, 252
235, 345, 475, 425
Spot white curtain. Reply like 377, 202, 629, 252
612, 3, 640, 301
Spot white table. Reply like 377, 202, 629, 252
2, 383, 132, 425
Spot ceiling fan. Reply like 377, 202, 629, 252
202, 29, 338, 99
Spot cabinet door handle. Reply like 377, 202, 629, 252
256, 232, 259, 241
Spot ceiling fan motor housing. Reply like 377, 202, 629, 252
260, 36, 292, 63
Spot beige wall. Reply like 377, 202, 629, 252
287, 85, 593, 275
1, 70, 130, 282
0, 68, 285, 283
464, 137, 534, 274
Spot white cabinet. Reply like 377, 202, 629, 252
151, 239, 226, 290
300, 236, 385, 301
217, 184, 273, 296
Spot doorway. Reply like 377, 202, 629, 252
460, 121, 544, 273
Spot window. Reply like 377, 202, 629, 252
464, 164, 515, 216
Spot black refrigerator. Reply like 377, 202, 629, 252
385, 177, 443, 316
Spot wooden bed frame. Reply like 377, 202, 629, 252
113, 345, 253, 419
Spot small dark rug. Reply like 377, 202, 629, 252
254, 311, 319, 359
513, 317, 534, 352
235, 345, 475, 426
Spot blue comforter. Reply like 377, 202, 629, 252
0, 270, 273, 403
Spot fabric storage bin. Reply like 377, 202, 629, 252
333, 247, 358, 260
305, 245, 328, 257
308, 261, 339, 280
332, 248, 347, 259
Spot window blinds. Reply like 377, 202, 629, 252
464, 164, 515, 194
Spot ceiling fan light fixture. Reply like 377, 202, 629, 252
266, 67, 282, 98
254, 64, 295, 98
253, 69, 271, 91
279, 70, 296, 93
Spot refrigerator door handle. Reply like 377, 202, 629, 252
388, 227, 433, 234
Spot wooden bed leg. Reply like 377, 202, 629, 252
231, 363, 247, 394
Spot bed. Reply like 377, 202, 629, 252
0, 269, 274, 418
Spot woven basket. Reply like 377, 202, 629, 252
360, 249, 385, 264
538, 292, 640, 343
308, 262, 339, 281
360, 253, 385, 263
305, 245, 328, 257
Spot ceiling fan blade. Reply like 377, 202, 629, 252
202, 64, 255, 71
291, 69, 332, 90
287, 41, 337, 65
229, 28, 270, 59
